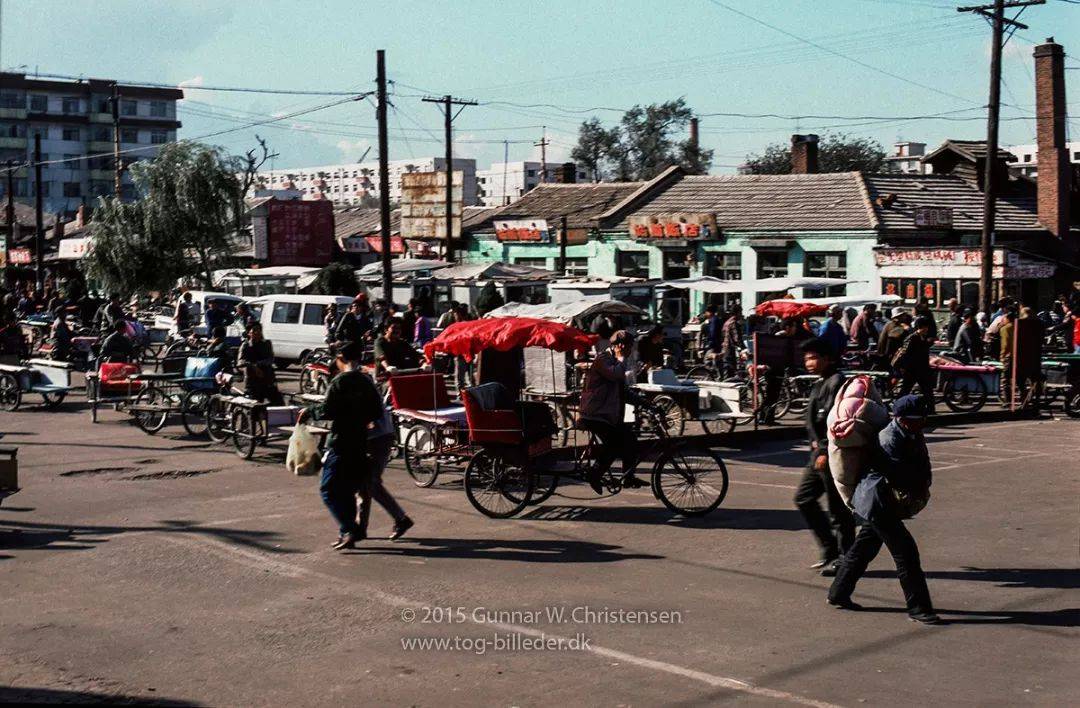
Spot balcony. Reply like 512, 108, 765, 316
89, 112, 112, 124
0, 135, 27, 150
0, 107, 27, 120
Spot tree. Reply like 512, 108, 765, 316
309, 262, 358, 296
741, 133, 888, 175
570, 99, 713, 181
83, 141, 260, 295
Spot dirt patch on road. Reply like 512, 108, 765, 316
59, 467, 134, 477
125, 469, 218, 481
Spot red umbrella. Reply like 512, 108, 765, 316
754, 300, 828, 319
424, 317, 597, 363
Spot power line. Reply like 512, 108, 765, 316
21, 71, 363, 96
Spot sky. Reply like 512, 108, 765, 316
4, 0, 1079, 174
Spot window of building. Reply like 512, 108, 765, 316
271, 302, 302, 324
121, 99, 137, 116
62, 97, 80, 114
302, 304, 326, 326
616, 250, 650, 279
0, 92, 22, 109
0, 122, 23, 138
92, 126, 110, 142
120, 128, 139, 144
526, 169, 535, 177
1074, 151, 1080, 161
1023, 154, 1032, 162
805, 252, 847, 297
62, 126, 80, 141
662, 249, 693, 280
563, 257, 588, 277
150, 130, 168, 145
63, 182, 82, 198
705, 252, 741, 280
96, 98, 111, 114
29, 95, 47, 112
149, 101, 167, 117
514, 257, 547, 269
63, 154, 83, 169
756, 250, 789, 279
89, 156, 111, 170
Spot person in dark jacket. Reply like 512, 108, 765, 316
636, 326, 665, 382
578, 330, 644, 494
944, 298, 962, 346
298, 340, 412, 550
848, 304, 878, 351
49, 310, 73, 361
876, 311, 911, 366
952, 309, 984, 363
236, 322, 283, 404
893, 316, 936, 412
335, 298, 372, 345
828, 394, 938, 624
98, 319, 134, 363
173, 292, 194, 334
794, 337, 855, 575
719, 305, 744, 378
204, 299, 232, 331
203, 325, 233, 372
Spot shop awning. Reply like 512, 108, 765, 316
663, 276, 743, 294
484, 298, 644, 324
357, 258, 449, 278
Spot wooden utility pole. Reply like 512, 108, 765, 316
376, 50, 393, 303
535, 128, 549, 184
5, 160, 14, 261
422, 94, 476, 264
958, 0, 1044, 315
559, 214, 568, 276
111, 82, 122, 197
33, 133, 43, 291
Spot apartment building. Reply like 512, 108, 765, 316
475, 161, 589, 206
0, 72, 182, 218
1007, 140, 1080, 177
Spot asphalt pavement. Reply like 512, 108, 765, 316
0, 374, 1077, 707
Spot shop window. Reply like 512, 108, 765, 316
918, 280, 937, 306
705, 251, 741, 280
563, 257, 588, 277
959, 281, 980, 307
882, 279, 899, 298
616, 251, 650, 279
662, 249, 692, 280
756, 250, 788, 279
514, 257, 547, 269
939, 279, 957, 305
901, 279, 919, 303
805, 252, 847, 297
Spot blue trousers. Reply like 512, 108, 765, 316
320, 447, 365, 536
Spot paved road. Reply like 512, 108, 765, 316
0, 386, 1077, 706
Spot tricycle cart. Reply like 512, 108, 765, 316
390, 373, 470, 488
0, 359, 78, 411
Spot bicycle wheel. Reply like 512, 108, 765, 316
205, 396, 230, 443
231, 407, 259, 459
942, 376, 987, 413
180, 389, 211, 437
651, 446, 729, 517
464, 449, 533, 519
1064, 388, 1080, 418
403, 425, 440, 488
686, 366, 717, 382
132, 386, 169, 434
528, 470, 559, 505
41, 391, 66, 410
651, 395, 686, 437
770, 381, 793, 420
0, 373, 22, 411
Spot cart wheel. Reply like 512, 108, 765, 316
731, 381, 758, 428
41, 391, 66, 410
403, 425, 440, 488
164, 340, 195, 360
464, 449, 533, 519
686, 365, 717, 382
942, 376, 987, 413
700, 418, 737, 436
180, 389, 210, 437
0, 373, 21, 411
651, 445, 729, 517
132, 386, 169, 434
651, 395, 685, 437
770, 381, 793, 420
205, 397, 230, 443
528, 472, 559, 505
231, 408, 259, 459
1064, 388, 1080, 419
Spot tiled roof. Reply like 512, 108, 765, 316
608, 172, 876, 231
864, 173, 1041, 232
1, 201, 57, 229
922, 139, 1016, 164
334, 207, 400, 239
474, 182, 646, 230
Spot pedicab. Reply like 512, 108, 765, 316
124, 355, 235, 436
0, 358, 79, 411
424, 317, 730, 519
390, 372, 470, 487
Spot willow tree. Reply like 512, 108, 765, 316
84, 140, 268, 296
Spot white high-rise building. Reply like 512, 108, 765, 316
475, 161, 590, 206
256, 157, 477, 206
0, 72, 183, 218
1007, 141, 1080, 177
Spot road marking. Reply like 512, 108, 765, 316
731, 479, 798, 490
158, 533, 838, 707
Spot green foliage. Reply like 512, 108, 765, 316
475, 281, 504, 315
570, 99, 713, 181
309, 262, 358, 296
82, 142, 252, 296
742, 133, 888, 175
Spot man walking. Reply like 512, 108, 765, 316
849, 303, 877, 352
794, 338, 855, 575
828, 395, 938, 624
719, 305, 744, 378
892, 316, 936, 413
818, 305, 847, 358
299, 340, 412, 550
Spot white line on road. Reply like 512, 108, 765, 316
157, 534, 839, 707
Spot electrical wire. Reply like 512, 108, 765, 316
21, 71, 363, 96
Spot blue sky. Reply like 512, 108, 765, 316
5, 0, 1079, 173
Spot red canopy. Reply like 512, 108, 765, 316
755, 300, 828, 319
424, 317, 596, 363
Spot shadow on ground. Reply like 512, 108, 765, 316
518, 505, 807, 530
345, 536, 662, 563
0, 685, 199, 705
863, 566, 1080, 589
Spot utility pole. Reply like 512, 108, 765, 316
558, 214, 568, 277
501, 140, 509, 206
376, 50, 393, 304
5, 160, 14, 262
33, 133, 43, 291
535, 128, 550, 183
422, 94, 476, 264
957, 0, 1044, 316
111, 82, 122, 197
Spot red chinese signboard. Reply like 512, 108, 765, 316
628, 213, 717, 240
8, 248, 32, 265
260, 200, 335, 267
495, 219, 550, 243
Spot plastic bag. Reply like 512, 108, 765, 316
286, 424, 320, 476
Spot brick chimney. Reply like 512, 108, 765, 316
791, 134, 819, 174
1034, 38, 1071, 239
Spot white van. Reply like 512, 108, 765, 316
153, 291, 244, 337
247, 294, 355, 366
